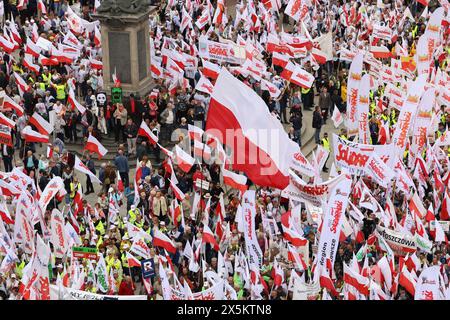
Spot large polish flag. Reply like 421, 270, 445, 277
206, 68, 298, 189
0, 113, 16, 129
22, 126, 49, 143
3, 95, 24, 116
29, 112, 53, 135
174, 145, 195, 173
84, 134, 108, 159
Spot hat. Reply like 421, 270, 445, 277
11, 274, 16, 278
130, 205, 136, 211
104, 235, 110, 239
56, 264, 63, 268
160, 221, 166, 226
110, 225, 116, 230
122, 244, 130, 250
123, 235, 129, 240
108, 187, 114, 193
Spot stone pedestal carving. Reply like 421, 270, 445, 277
92, 2, 155, 97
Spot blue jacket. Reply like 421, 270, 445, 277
114, 155, 129, 173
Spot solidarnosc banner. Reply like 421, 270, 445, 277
376, 226, 417, 256
198, 38, 245, 65
50, 285, 147, 300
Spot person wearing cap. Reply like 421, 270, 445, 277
159, 221, 168, 233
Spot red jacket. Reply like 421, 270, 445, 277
118, 281, 134, 296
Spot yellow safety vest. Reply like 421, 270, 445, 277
38, 82, 46, 91
301, 87, 310, 94
42, 73, 51, 86
322, 138, 330, 151
96, 235, 103, 249
121, 253, 129, 268
95, 220, 105, 235
70, 182, 81, 198
106, 256, 121, 273
135, 220, 144, 229
128, 209, 139, 224
56, 84, 66, 100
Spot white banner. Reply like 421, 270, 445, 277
410, 88, 435, 160
292, 279, 321, 300
332, 134, 395, 175
282, 172, 346, 206
316, 174, 352, 271
198, 38, 245, 65
39, 177, 64, 210
50, 285, 147, 300
376, 226, 416, 256
391, 75, 427, 155
415, 266, 446, 300
363, 153, 395, 188
357, 74, 371, 144
290, 151, 315, 177
346, 53, 364, 136
242, 190, 263, 269
50, 209, 68, 258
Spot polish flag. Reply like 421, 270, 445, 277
3, 95, 23, 116
25, 38, 41, 58
51, 49, 75, 64
150, 60, 163, 78
201, 59, 221, 79
89, 58, 103, 70
153, 228, 177, 254
206, 68, 298, 189
94, 25, 101, 47
343, 263, 370, 296
7, 21, 22, 45
287, 244, 307, 271
284, 0, 310, 22
0, 202, 14, 224
174, 145, 195, 173
273, 259, 284, 287
0, 35, 15, 54
22, 126, 49, 143
188, 124, 204, 142
202, 224, 220, 251
47, 144, 54, 159
283, 226, 308, 246
37, 0, 47, 14
370, 46, 392, 59
38, 55, 59, 66
67, 88, 86, 114
378, 120, 390, 144
23, 54, 40, 74
266, 33, 292, 55
74, 156, 102, 184
312, 47, 328, 65
84, 134, 108, 159
398, 266, 416, 296
319, 261, 339, 297
222, 168, 248, 193
417, 0, 430, 6
281, 61, 314, 89
193, 139, 211, 160
195, 75, 214, 95
29, 112, 53, 135
440, 191, 450, 221
14, 72, 29, 97
272, 52, 290, 68
126, 252, 141, 268
116, 171, 124, 192
137, 121, 158, 145
0, 180, 21, 197
170, 179, 185, 201
0, 113, 15, 129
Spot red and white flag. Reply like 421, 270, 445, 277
126, 251, 141, 268
284, 0, 310, 22
195, 75, 214, 95
283, 226, 308, 246
370, 45, 392, 59
188, 124, 204, 142
22, 126, 49, 143
272, 52, 290, 68
29, 112, 53, 135
206, 68, 298, 189
201, 59, 221, 79
174, 145, 195, 173
3, 95, 23, 116
153, 228, 177, 254
137, 121, 158, 145
13, 72, 29, 97
74, 156, 101, 184
89, 58, 103, 70
343, 263, 370, 296
169, 178, 185, 201
67, 88, 86, 114
23, 54, 40, 74
331, 106, 343, 128
37, 0, 47, 15
25, 38, 41, 57
399, 266, 417, 296
0, 113, 15, 129
261, 79, 281, 98
281, 62, 314, 89
0, 34, 15, 54
273, 259, 284, 287
222, 168, 248, 193
84, 134, 108, 159
202, 224, 220, 251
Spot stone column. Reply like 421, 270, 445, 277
93, 7, 155, 97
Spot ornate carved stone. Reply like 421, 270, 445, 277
97, 0, 151, 15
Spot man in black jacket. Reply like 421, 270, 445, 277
1, 144, 14, 172
84, 154, 96, 195
124, 118, 138, 157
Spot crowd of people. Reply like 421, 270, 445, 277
0, 0, 449, 300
